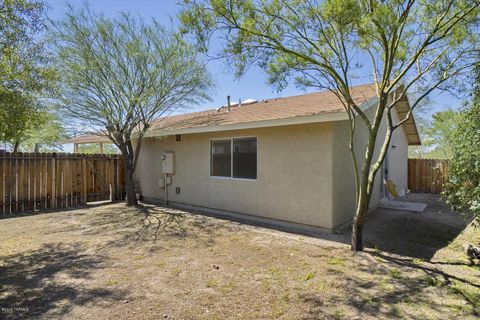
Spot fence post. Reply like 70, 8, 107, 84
51, 153, 57, 208
1, 152, 4, 214
82, 158, 87, 205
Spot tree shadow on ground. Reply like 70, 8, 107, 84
72, 203, 241, 251
362, 193, 469, 260
299, 250, 479, 319
372, 252, 480, 289
43, 193, 468, 262
128, 194, 467, 261
0, 243, 127, 320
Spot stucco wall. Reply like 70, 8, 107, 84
385, 112, 409, 195
331, 120, 357, 227
331, 105, 410, 227
134, 122, 336, 228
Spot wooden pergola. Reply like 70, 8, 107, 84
61, 134, 111, 153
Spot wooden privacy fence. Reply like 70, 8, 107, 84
0, 152, 125, 214
408, 159, 449, 194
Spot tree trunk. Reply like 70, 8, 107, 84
350, 117, 394, 251
34, 143, 39, 153
117, 141, 138, 206
13, 141, 19, 152
123, 156, 138, 206
351, 188, 369, 251
351, 218, 364, 251
114, 133, 144, 206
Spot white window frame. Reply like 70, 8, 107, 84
209, 136, 257, 181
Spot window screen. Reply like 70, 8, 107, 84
210, 140, 231, 177
233, 138, 257, 179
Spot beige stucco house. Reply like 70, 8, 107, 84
132, 84, 420, 231
67, 84, 420, 231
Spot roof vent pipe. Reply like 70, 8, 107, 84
227, 95, 231, 112
239, 98, 242, 106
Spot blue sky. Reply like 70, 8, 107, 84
45, 0, 462, 115
46, 0, 315, 112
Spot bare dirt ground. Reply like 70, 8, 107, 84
0, 194, 478, 319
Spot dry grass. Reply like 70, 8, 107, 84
0, 196, 479, 319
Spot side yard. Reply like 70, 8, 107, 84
0, 194, 479, 319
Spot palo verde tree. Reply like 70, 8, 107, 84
52, 6, 213, 205
180, 0, 480, 251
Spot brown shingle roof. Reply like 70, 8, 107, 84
62, 83, 420, 146
150, 83, 377, 133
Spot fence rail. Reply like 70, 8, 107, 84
0, 152, 125, 214
408, 159, 449, 194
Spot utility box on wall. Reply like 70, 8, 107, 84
161, 152, 174, 174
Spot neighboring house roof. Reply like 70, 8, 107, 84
63, 83, 421, 145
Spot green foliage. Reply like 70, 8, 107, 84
304, 272, 315, 281
0, 93, 65, 151
0, 0, 53, 93
78, 143, 119, 154
180, 0, 478, 93
0, 0, 56, 149
327, 257, 345, 266
444, 79, 480, 222
410, 109, 460, 159
409, 147, 450, 160
388, 268, 403, 280
0, 91, 37, 145
423, 109, 460, 159
20, 112, 66, 152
